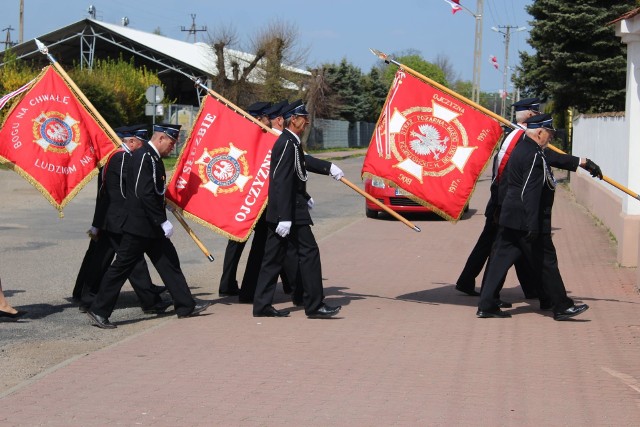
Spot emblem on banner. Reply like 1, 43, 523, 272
32, 111, 81, 154
389, 102, 476, 182
196, 143, 252, 196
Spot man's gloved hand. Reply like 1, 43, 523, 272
161, 220, 174, 238
583, 158, 603, 179
524, 230, 539, 243
329, 163, 344, 181
275, 221, 292, 238
307, 197, 314, 210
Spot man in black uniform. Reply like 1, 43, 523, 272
456, 98, 542, 299
252, 100, 343, 318
456, 99, 603, 305
476, 114, 590, 320
78, 125, 169, 314
87, 124, 210, 329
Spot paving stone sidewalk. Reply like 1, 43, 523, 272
1, 170, 639, 426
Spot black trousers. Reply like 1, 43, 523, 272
479, 227, 573, 313
79, 232, 161, 309
73, 236, 113, 300
91, 232, 195, 318
458, 216, 538, 298
253, 224, 323, 315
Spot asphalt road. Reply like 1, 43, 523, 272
0, 154, 367, 392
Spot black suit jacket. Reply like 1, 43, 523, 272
498, 136, 557, 234
121, 143, 168, 238
92, 148, 133, 234
266, 129, 331, 225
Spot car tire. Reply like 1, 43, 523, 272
365, 207, 378, 219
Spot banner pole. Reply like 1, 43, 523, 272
369, 48, 640, 202
341, 178, 421, 232
166, 201, 215, 262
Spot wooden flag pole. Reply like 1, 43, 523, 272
166, 201, 215, 262
369, 48, 640, 202
341, 178, 421, 232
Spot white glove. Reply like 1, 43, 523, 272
330, 163, 344, 181
275, 221, 292, 238
161, 220, 174, 238
307, 197, 314, 210
89, 226, 99, 236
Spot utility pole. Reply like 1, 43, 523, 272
471, 0, 484, 104
492, 25, 526, 117
447, 0, 484, 103
19, 0, 24, 43
181, 14, 207, 43
2, 26, 16, 50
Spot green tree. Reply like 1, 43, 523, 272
323, 59, 368, 122
380, 54, 448, 88
360, 67, 388, 123
69, 57, 163, 126
515, 0, 634, 113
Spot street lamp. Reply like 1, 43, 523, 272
492, 25, 526, 117
444, 1, 484, 104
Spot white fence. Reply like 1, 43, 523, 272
572, 113, 627, 200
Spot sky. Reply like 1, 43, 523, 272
2, 0, 534, 93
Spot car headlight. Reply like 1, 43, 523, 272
371, 178, 385, 188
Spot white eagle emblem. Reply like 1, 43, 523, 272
409, 124, 449, 160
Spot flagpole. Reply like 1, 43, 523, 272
370, 48, 640, 202
166, 201, 215, 262
341, 178, 421, 232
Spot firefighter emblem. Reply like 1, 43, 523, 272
196, 143, 252, 196
389, 102, 476, 183
32, 111, 81, 154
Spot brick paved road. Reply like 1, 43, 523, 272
1, 170, 639, 426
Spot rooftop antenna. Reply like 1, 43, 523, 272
180, 14, 207, 43
88, 5, 96, 19
121, 17, 129, 27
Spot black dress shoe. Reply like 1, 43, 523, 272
476, 309, 512, 318
150, 284, 167, 295
455, 284, 480, 296
78, 304, 89, 313
254, 305, 290, 317
554, 304, 589, 321
142, 299, 173, 314
177, 301, 212, 318
497, 299, 512, 308
219, 289, 239, 297
0, 309, 27, 321
307, 304, 341, 318
86, 310, 117, 329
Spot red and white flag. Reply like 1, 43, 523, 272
0, 66, 119, 212
444, 0, 463, 14
362, 70, 503, 221
489, 55, 500, 70
166, 95, 277, 242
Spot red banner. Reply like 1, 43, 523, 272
362, 70, 503, 221
166, 95, 277, 242
0, 66, 118, 212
